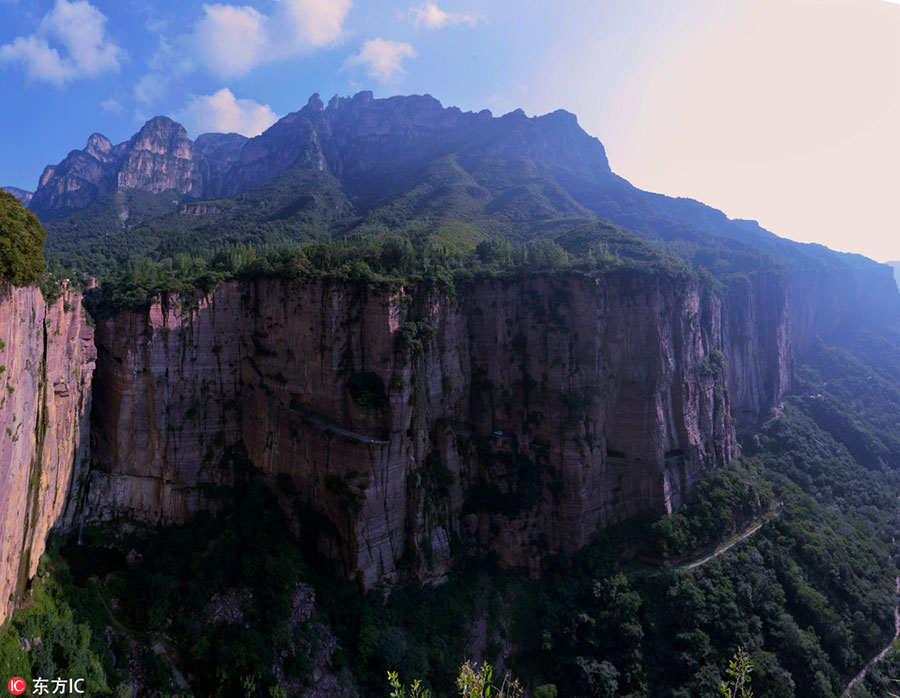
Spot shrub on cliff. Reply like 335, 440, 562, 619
0, 190, 46, 286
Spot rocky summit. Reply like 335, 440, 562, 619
26, 92, 610, 221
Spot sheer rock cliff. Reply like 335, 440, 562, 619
83, 271, 796, 587
0, 284, 94, 623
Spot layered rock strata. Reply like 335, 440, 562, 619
86, 271, 748, 587
0, 284, 94, 623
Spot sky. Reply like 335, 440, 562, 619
1, 0, 898, 261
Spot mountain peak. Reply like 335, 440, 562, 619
30, 92, 615, 219
134, 115, 188, 141
304, 93, 324, 112
85, 133, 113, 158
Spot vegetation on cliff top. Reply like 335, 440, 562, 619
0, 190, 46, 286
93, 221, 693, 315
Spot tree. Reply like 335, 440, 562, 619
0, 191, 46, 286
388, 662, 523, 698
719, 647, 753, 698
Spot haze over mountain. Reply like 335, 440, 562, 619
11, 91, 888, 288
4, 90, 900, 698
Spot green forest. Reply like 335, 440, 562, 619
0, 191, 45, 286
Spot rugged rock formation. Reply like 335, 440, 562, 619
115, 117, 202, 197
0, 284, 94, 624
219, 91, 609, 196
30, 92, 612, 220
30, 118, 210, 220
194, 132, 248, 198
81, 263, 898, 588
83, 271, 771, 586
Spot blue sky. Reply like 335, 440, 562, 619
2, 0, 899, 260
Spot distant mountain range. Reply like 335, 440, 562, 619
6, 91, 886, 278
2, 186, 32, 206
887, 261, 900, 290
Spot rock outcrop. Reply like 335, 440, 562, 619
84, 271, 762, 586
82, 262, 899, 588
115, 117, 202, 197
0, 284, 94, 624
30, 118, 212, 220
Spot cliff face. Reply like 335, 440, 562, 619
30, 118, 207, 219
0, 284, 94, 624
86, 272, 744, 585
75, 258, 900, 587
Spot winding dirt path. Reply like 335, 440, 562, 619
684, 521, 765, 570
844, 576, 900, 696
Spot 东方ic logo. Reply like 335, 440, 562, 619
8, 677, 86, 695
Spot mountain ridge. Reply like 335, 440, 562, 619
22, 91, 892, 294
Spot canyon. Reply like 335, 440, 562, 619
2, 260, 894, 609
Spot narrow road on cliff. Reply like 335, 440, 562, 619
683, 520, 765, 570
681, 502, 783, 571
288, 404, 388, 445
843, 576, 900, 696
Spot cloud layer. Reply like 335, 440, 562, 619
412, 2, 478, 29
194, 0, 351, 77
179, 88, 278, 137
344, 38, 416, 80
0, 0, 122, 85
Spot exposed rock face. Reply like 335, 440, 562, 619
84, 272, 749, 586
30, 119, 213, 220
723, 273, 791, 430
30, 92, 610, 219
30, 144, 124, 218
194, 132, 248, 196
1, 187, 32, 207
82, 264, 899, 587
220, 91, 609, 196
0, 284, 94, 624
115, 117, 202, 196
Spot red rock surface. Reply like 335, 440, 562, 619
87, 271, 793, 587
0, 284, 94, 623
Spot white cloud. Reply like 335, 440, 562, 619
195, 4, 267, 77
134, 73, 166, 104
39, 0, 122, 74
0, 0, 122, 84
0, 36, 71, 84
343, 38, 416, 80
179, 88, 279, 137
193, 0, 351, 77
412, 2, 478, 29
100, 98, 126, 115
277, 0, 350, 46
133, 36, 192, 104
